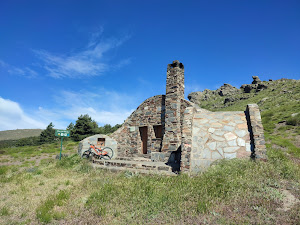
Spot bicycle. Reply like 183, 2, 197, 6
82, 143, 113, 160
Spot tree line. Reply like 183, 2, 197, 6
0, 114, 121, 148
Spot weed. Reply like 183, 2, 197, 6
0, 206, 10, 216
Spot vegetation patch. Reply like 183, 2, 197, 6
36, 190, 70, 223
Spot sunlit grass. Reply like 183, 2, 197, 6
0, 148, 299, 224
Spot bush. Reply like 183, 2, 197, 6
286, 113, 300, 126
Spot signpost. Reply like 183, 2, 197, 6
55, 129, 70, 160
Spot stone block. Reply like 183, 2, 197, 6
228, 122, 236, 126
237, 123, 248, 129
237, 138, 245, 146
224, 152, 237, 159
246, 143, 251, 152
217, 142, 227, 148
235, 130, 248, 138
207, 142, 216, 150
202, 148, 211, 159
224, 132, 237, 141
208, 128, 215, 133
211, 134, 225, 141
224, 147, 240, 153
227, 139, 237, 146
223, 125, 234, 131
211, 123, 223, 128
214, 130, 225, 136
211, 151, 223, 159
217, 148, 223, 156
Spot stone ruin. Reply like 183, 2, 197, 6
80, 60, 267, 174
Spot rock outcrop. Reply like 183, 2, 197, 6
187, 76, 295, 108
240, 76, 268, 93
217, 83, 240, 96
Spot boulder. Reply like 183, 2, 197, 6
252, 76, 262, 84
217, 83, 240, 96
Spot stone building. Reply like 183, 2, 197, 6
81, 60, 266, 174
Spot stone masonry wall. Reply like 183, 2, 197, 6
246, 104, 267, 160
162, 60, 185, 152
111, 95, 165, 157
181, 106, 196, 172
190, 109, 251, 173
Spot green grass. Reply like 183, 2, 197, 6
0, 145, 299, 224
0, 206, 10, 216
36, 190, 70, 223
0, 140, 78, 158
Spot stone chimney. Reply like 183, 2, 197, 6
162, 60, 185, 152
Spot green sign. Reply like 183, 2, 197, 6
55, 129, 70, 160
55, 129, 70, 137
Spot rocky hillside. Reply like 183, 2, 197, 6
188, 76, 300, 157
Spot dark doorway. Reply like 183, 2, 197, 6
97, 138, 105, 147
139, 126, 148, 154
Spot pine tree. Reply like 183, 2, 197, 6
72, 114, 98, 141
40, 122, 56, 143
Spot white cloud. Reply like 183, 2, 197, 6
0, 89, 135, 131
34, 30, 131, 78
0, 97, 46, 131
28, 88, 136, 130
48, 89, 135, 126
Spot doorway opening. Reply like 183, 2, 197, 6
139, 126, 148, 154
97, 138, 105, 147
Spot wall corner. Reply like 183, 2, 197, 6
246, 104, 267, 160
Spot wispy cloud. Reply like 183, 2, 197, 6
34, 29, 131, 78
35, 88, 137, 128
0, 28, 131, 79
0, 60, 38, 78
185, 83, 205, 96
47, 89, 135, 126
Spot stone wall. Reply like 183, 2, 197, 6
190, 109, 252, 173
78, 134, 118, 158
111, 95, 165, 157
246, 104, 267, 160
181, 106, 196, 172
188, 103, 267, 173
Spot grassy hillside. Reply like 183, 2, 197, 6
0, 129, 43, 141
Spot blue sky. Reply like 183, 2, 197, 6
0, 0, 299, 131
